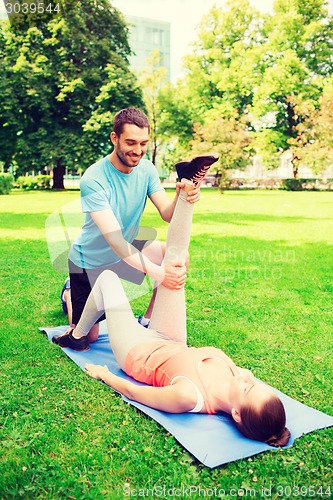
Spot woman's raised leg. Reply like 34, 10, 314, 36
149, 180, 194, 342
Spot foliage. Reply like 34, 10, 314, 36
143, 0, 263, 170
136, 49, 169, 165
2, 0, 333, 180
0, 189, 332, 497
0, 172, 14, 194
136, 49, 196, 172
82, 63, 144, 156
250, 0, 333, 176
165, 0, 333, 175
0, 0, 145, 188
280, 178, 333, 191
181, 0, 262, 119
217, 177, 333, 191
16, 174, 52, 190
288, 77, 333, 174
190, 107, 254, 182
0, 26, 19, 171
154, 82, 195, 171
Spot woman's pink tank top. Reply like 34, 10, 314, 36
124, 341, 233, 414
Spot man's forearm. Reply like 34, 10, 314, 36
122, 246, 164, 282
158, 193, 179, 223
106, 235, 185, 289
102, 232, 164, 282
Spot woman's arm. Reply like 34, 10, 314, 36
85, 364, 197, 413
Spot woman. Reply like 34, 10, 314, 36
54, 172, 290, 447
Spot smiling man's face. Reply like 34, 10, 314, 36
111, 123, 149, 172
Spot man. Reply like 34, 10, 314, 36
53, 107, 218, 351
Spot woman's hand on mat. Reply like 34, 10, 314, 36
84, 364, 124, 393
84, 363, 109, 380
162, 262, 187, 289
176, 181, 201, 204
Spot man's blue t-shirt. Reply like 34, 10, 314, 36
69, 156, 164, 269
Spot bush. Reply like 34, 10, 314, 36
16, 175, 52, 190
281, 178, 304, 191
16, 176, 35, 190
0, 173, 14, 194
218, 178, 282, 190
219, 177, 245, 190
218, 177, 333, 191
281, 178, 333, 191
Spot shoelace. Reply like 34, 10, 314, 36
191, 165, 211, 184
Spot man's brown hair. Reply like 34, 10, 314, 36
113, 108, 150, 136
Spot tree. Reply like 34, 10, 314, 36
0, 0, 145, 188
163, 0, 262, 171
165, 0, 333, 177
288, 77, 333, 174
0, 21, 24, 172
137, 49, 168, 165
251, 0, 333, 176
156, 81, 195, 170
190, 106, 254, 178
134, 49, 195, 171
181, 0, 264, 121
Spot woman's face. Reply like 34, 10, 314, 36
229, 372, 274, 413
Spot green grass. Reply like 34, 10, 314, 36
1, 189, 332, 499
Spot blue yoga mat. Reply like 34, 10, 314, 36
40, 323, 333, 468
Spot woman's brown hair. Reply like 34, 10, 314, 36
235, 395, 291, 446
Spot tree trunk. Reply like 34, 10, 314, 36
52, 159, 65, 190
291, 153, 299, 179
152, 143, 157, 166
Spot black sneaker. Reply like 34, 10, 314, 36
175, 154, 219, 185
52, 330, 89, 351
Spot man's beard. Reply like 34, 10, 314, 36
116, 149, 142, 168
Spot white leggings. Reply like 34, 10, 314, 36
75, 183, 194, 370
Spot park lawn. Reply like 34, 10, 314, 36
0, 189, 332, 499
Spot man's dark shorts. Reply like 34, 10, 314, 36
69, 239, 147, 325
